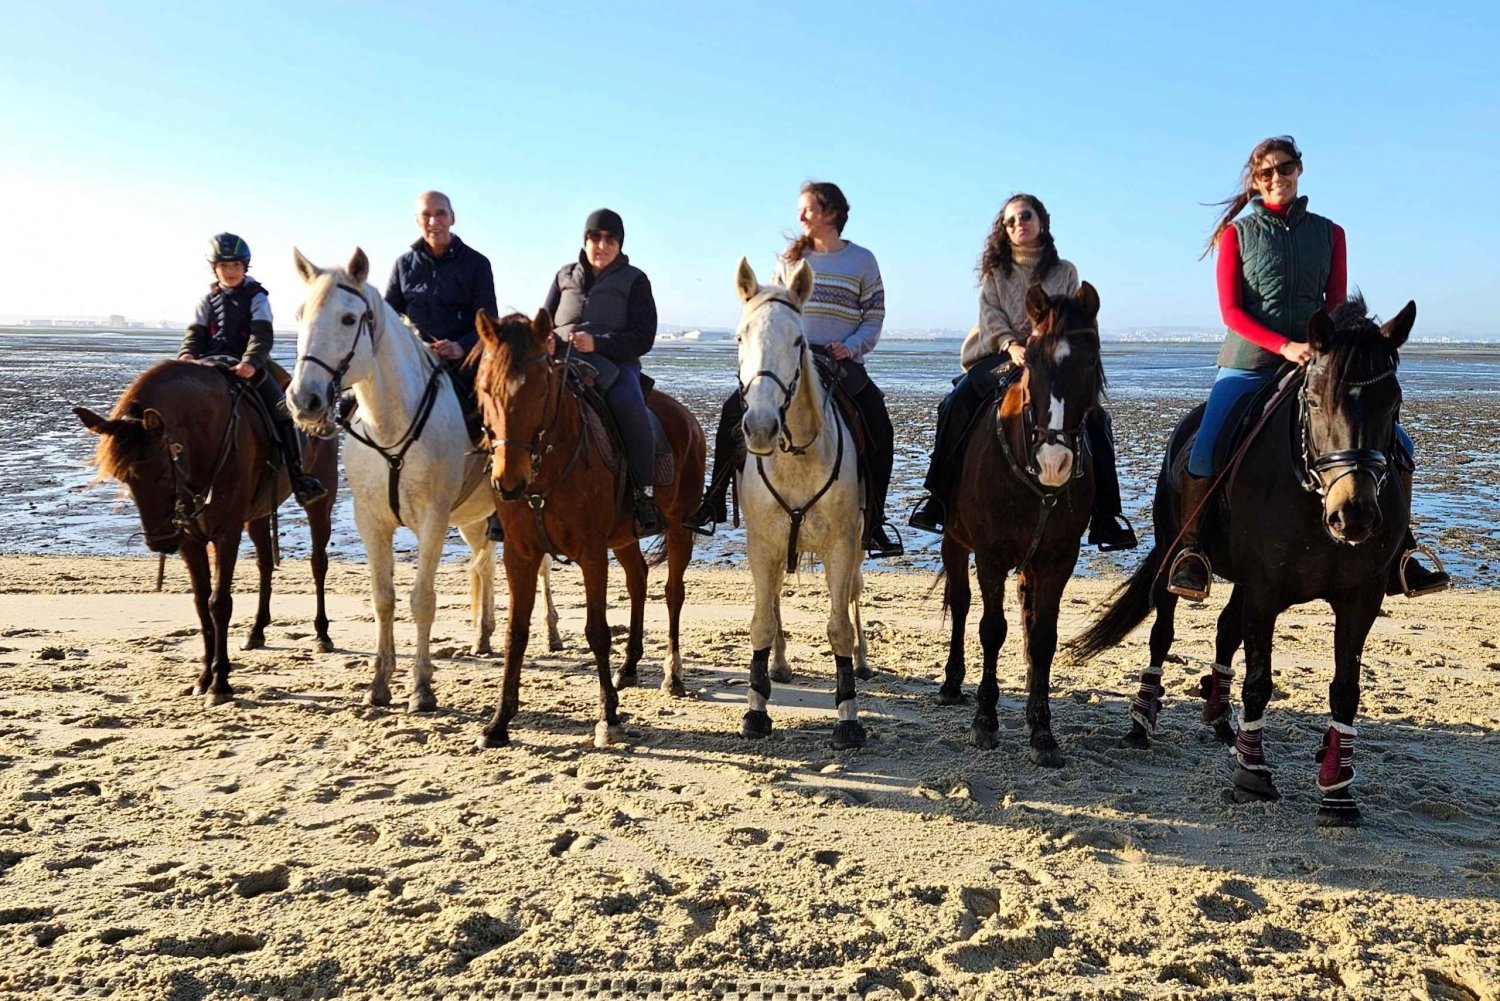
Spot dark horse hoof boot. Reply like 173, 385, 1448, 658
1227, 766, 1280, 802
1122, 721, 1152, 749
485, 514, 505, 542
936, 683, 966, 706
1088, 513, 1138, 552
682, 499, 725, 538
831, 719, 866, 750
907, 495, 945, 535
1166, 549, 1211, 602
1316, 789, 1361, 827
741, 709, 772, 739
292, 474, 328, 507
864, 520, 904, 559
1387, 546, 1450, 598
1029, 740, 1064, 768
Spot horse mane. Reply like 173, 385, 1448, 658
1322, 293, 1398, 400
92, 360, 194, 481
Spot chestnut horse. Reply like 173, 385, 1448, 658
1069, 297, 1416, 826
75, 360, 338, 705
939, 284, 1104, 766
472, 309, 706, 748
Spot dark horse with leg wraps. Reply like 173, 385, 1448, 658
1069, 297, 1416, 825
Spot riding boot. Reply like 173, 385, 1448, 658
1083, 410, 1137, 551
275, 414, 328, 507
683, 395, 743, 537
633, 486, 667, 539
1166, 473, 1213, 601
909, 395, 958, 535
855, 381, 902, 559
1386, 468, 1449, 597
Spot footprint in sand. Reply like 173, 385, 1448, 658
150, 930, 265, 958
233, 865, 290, 899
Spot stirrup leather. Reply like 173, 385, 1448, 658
1165, 549, 1212, 601
1397, 545, 1449, 598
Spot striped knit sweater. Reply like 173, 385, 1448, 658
773, 241, 885, 363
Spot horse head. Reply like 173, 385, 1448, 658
74, 374, 185, 553
734, 257, 817, 455
474, 307, 556, 500
288, 247, 377, 435
1302, 296, 1414, 544
1021, 282, 1104, 488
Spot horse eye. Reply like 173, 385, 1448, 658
341, 314, 356, 327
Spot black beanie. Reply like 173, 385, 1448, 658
584, 208, 625, 245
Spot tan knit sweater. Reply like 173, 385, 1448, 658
959, 253, 1080, 370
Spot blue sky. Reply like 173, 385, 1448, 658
2, 1, 1496, 336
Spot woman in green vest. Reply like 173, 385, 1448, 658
1167, 136, 1447, 600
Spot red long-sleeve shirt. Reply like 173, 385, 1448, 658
1216, 204, 1346, 355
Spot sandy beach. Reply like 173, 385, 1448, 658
1, 554, 1496, 1000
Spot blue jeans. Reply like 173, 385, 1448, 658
601, 358, 654, 488
1188, 366, 1414, 477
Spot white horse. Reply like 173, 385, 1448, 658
733, 258, 870, 749
285, 248, 558, 712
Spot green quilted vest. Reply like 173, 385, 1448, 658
1217, 196, 1334, 371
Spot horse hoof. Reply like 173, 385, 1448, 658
1229, 767, 1281, 802
613, 670, 640, 690
855, 664, 874, 681
1122, 723, 1152, 750
475, 729, 509, 750
470, 642, 492, 658
187, 684, 205, 697
661, 679, 688, 699
770, 664, 793, 684
972, 727, 999, 751
594, 722, 626, 748
203, 691, 234, 709
1211, 720, 1236, 745
408, 693, 438, 714
315, 637, 335, 654
1029, 746, 1065, 769
831, 720, 866, 750
241, 634, 265, 651
363, 689, 391, 708
741, 710, 772, 739
937, 686, 965, 706
549, 635, 565, 652
1317, 804, 1361, 828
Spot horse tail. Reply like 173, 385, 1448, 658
1065, 543, 1165, 662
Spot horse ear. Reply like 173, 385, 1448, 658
474, 308, 499, 351
348, 247, 370, 285
1307, 310, 1335, 352
293, 247, 321, 284
1074, 281, 1101, 320
533, 307, 554, 342
1025, 286, 1052, 328
73, 406, 112, 435
141, 409, 166, 437
1381, 300, 1416, 348
787, 260, 815, 307
735, 257, 759, 303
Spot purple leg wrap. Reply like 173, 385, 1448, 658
1129, 671, 1165, 733
1200, 663, 1234, 726
1233, 719, 1268, 771
1316, 722, 1356, 791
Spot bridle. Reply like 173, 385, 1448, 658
137, 381, 247, 546
295, 281, 377, 412
737, 290, 819, 455
1296, 360, 1399, 499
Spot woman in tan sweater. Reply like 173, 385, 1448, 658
909, 194, 1135, 550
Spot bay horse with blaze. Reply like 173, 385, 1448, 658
938, 283, 1104, 766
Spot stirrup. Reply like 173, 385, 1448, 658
682, 502, 721, 538
865, 520, 905, 559
1090, 513, 1138, 552
907, 495, 945, 535
1396, 545, 1450, 598
1165, 549, 1211, 602
292, 475, 328, 507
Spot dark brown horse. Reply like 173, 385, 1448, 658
939, 284, 1105, 766
74, 360, 338, 705
471, 309, 706, 748
1068, 297, 1415, 826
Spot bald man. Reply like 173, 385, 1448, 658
384, 190, 502, 538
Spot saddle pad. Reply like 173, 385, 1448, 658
579, 401, 675, 488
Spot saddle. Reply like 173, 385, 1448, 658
811, 353, 879, 527
964, 361, 1025, 452
199, 356, 290, 519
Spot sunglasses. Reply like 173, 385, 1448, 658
1003, 208, 1035, 230
1253, 160, 1301, 183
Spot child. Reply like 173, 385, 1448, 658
178, 232, 327, 506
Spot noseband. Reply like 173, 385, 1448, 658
1297, 363, 1398, 499
737, 290, 816, 454
295, 282, 377, 405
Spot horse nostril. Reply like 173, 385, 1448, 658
308, 393, 322, 413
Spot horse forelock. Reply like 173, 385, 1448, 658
485, 312, 543, 398
1321, 295, 1399, 402
1027, 298, 1105, 403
